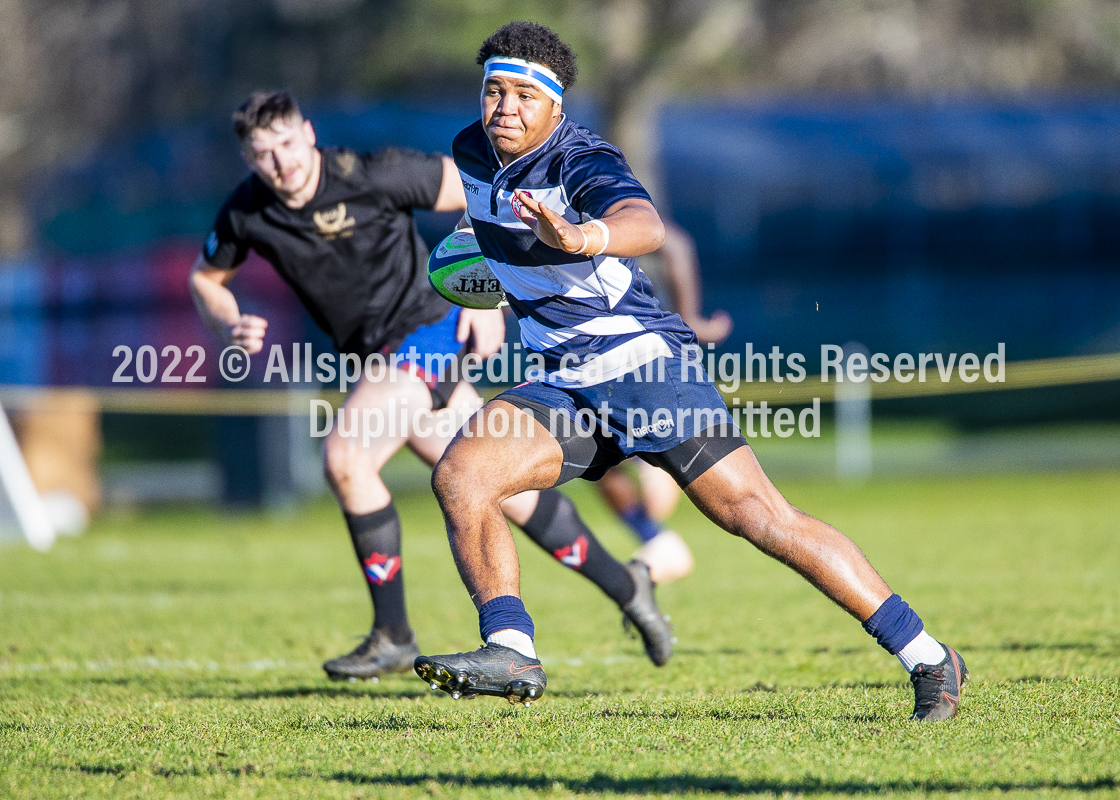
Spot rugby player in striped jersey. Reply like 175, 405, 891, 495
416, 22, 966, 721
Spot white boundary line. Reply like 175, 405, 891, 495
0, 657, 313, 674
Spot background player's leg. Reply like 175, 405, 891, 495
598, 464, 658, 538
403, 377, 481, 468
510, 489, 635, 606
320, 363, 434, 680
326, 363, 435, 514
598, 462, 694, 584
509, 485, 673, 666
635, 462, 694, 583
637, 459, 683, 521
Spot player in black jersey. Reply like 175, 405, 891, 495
189, 91, 674, 681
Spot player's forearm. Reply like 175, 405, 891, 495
433, 156, 468, 212
579, 199, 665, 259
189, 265, 240, 344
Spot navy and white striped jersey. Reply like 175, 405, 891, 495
452, 117, 696, 388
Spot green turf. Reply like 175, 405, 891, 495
2, 470, 1118, 798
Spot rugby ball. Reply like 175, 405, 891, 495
427, 228, 507, 310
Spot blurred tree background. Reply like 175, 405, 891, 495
3, 0, 1120, 255
3, 0, 1119, 511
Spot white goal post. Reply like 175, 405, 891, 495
0, 401, 55, 551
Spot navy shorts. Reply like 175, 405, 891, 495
499, 357, 746, 487
390, 307, 466, 411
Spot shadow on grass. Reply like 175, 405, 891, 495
975, 642, 1117, 653
679, 642, 1119, 659
327, 771, 1120, 795
674, 646, 869, 658
542, 689, 611, 699
321, 714, 467, 732
545, 681, 899, 700
70, 763, 1119, 794
218, 685, 431, 701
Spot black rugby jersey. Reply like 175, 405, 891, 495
203, 146, 450, 355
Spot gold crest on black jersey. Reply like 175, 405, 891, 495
313, 202, 356, 239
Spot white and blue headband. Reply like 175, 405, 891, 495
483, 57, 564, 104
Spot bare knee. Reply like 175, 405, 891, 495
430, 454, 456, 507
323, 435, 378, 500
432, 447, 486, 512
432, 443, 516, 518
322, 436, 352, 493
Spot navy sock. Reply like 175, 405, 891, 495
519, 489, 636, 606
862, 593, 924, 655
344, 504, 412, 645
479, 595, 534, 641
620, 503, 662, 543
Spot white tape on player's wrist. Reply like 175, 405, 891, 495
587, 219, 610, 256
575, 224, 590, 255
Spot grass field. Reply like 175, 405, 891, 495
2, 468, 1119, 798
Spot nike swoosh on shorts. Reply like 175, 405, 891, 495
680, 443, 707, 473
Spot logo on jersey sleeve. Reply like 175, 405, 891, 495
362, 552, 401, 584
205, 231, 219, 258
553, 535, 588, 570
335, 151, 357, 177
313, 202, 357, 239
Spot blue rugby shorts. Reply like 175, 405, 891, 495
389, 306, 466, 411
499, 356, 746, 486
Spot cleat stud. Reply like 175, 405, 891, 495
523, 700, 532, 707
347, 677, 357, 683
430, 682, 439, 690
451, 692, 460, 700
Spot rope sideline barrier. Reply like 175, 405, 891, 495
1, 352, 1119, 416
725, 351, 1120, 406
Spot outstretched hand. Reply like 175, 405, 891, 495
230, 314, 268, 355
685, 309, 734, 347
456, 308, 506, 359
512, 189, 586, 254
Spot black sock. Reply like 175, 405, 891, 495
518, 489, 636, 607
343, 504, 412, 644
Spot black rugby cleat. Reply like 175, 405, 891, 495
621, 559, 674, 666
322, 629, 420, 681
909, 644, 969, 722
414, 643, 546, 705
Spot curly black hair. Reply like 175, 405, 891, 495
476, 21, 578, 93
